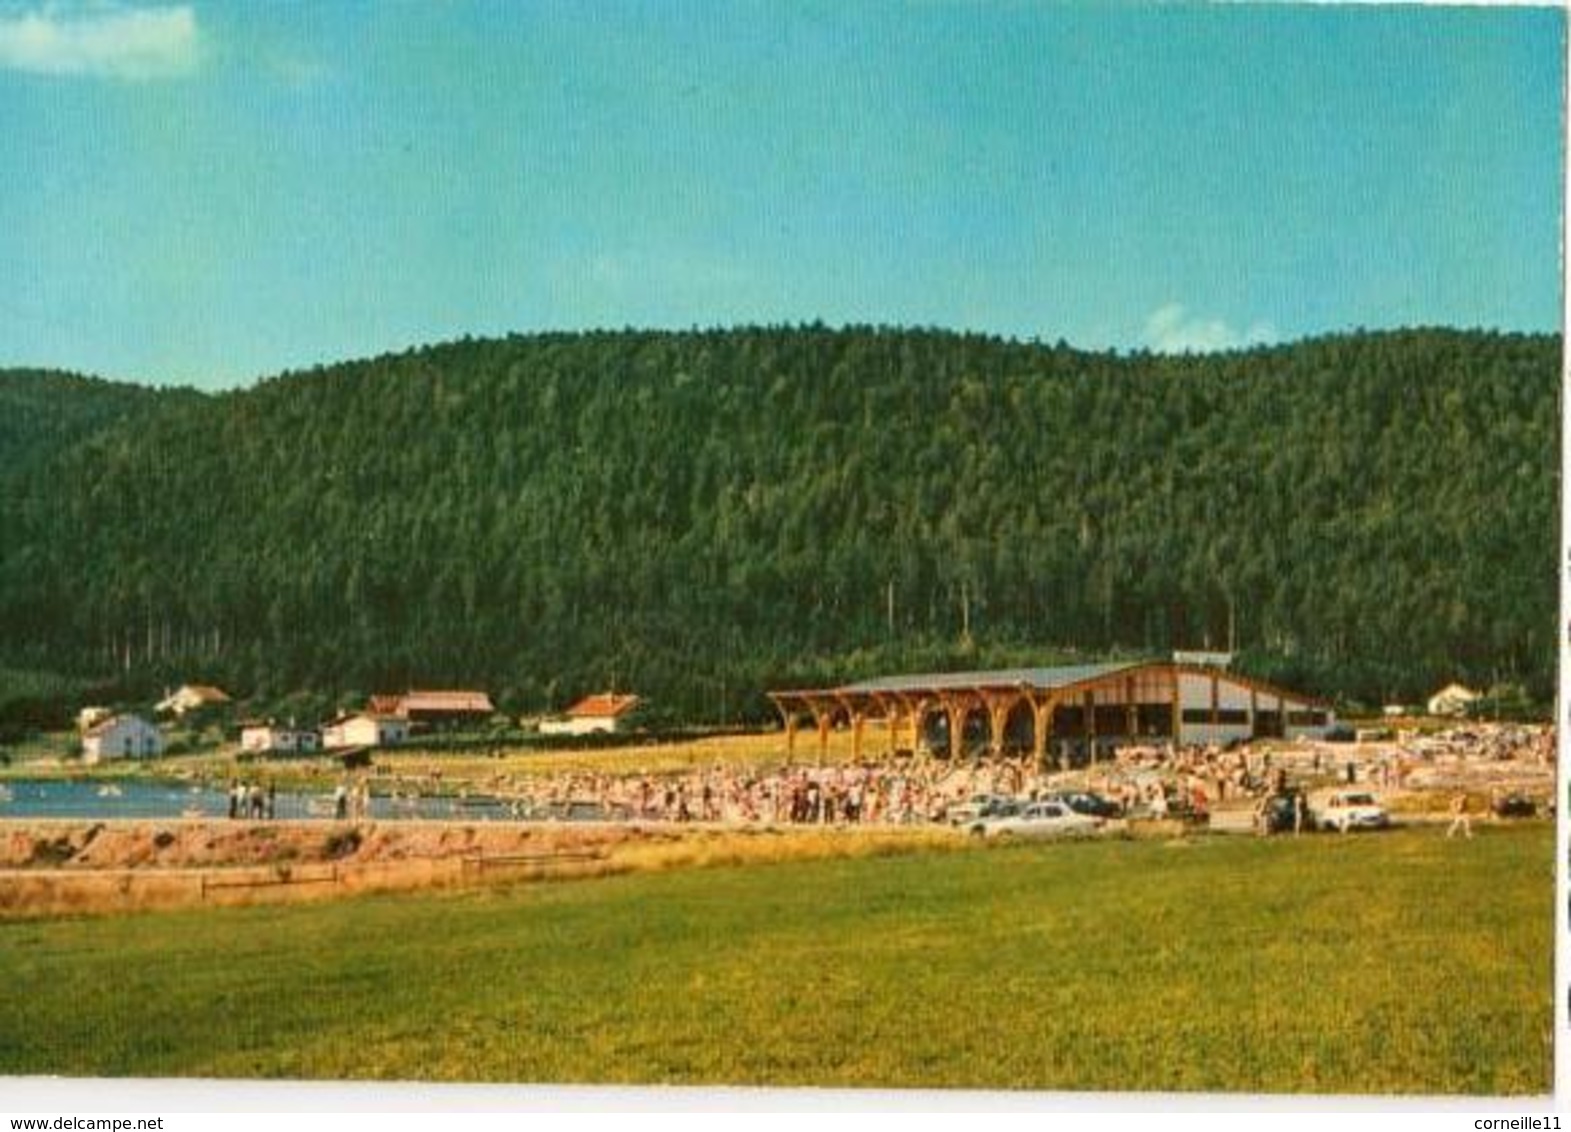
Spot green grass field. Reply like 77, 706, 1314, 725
0, 825, 1552, 1094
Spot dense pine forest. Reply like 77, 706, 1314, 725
0, 326, 1556, 725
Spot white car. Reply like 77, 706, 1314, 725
1317, 791, 1390, 833
946, 793, 1020, 827
970, 800, 1103, 839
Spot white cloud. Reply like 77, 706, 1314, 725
0, 4, 199, 79
1141, 303, 1277, 355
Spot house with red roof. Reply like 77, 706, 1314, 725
538, 692, 643, 736
367, 690, 496, 725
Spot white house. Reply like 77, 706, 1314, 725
321, 714, 409, 750
1427, 683, 1481, 717
538, 693, 643, 737
154, 684, 232, 717
240, 724, 322, 756
82, 714, 165, 764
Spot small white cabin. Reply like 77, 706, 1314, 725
240, 724, 322, 755
322, 714, 409, 750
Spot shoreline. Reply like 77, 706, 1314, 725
0, 816, 968, 919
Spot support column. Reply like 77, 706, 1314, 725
1031, 694, 1055, 769
770, 695, 800, 758
944, 695, 966, 763
1085, 689, 1098, 766
887, 694, 908, 755
801, 695, 836, 766
835, 694, 868, 763
989, 700, 1008, 758
980, 690, 1018, 760
1125, 675, 1137, 740
1171, 669, 1183, 747
871, 694, 898, 757
907, 696, 931, 760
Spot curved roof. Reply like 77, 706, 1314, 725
837, 662, 1141, 696
771, 660, 1329, 709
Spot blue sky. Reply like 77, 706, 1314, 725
0, 1, 1562, 389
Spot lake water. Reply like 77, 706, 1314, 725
0, 778, 539, 823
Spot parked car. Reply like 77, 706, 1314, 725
970, 800, 1103, 839
1057, 791, 1123, 819
1256, 792, 1309, 834
946, 793, 1020, 827
1492, 793, 1537, 819
1317, 791, 1389, 832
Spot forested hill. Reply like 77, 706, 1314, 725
0, 369, 191, 479
0, 326, 1556, 721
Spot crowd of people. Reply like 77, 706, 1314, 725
306, 722, 1552, 830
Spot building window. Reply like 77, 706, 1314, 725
1182, 708, 1249, 725
1136, 704, 1173, 734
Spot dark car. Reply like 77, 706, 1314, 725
1492, 793, 1537, 819
1059, 791, 1124, 819
1258, 793, 1309, 834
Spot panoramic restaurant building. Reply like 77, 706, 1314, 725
768, 660, 1335, 766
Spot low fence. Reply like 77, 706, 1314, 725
0, 847, 615, 919
199, 863, 342, 899
459, 849, 606, 874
